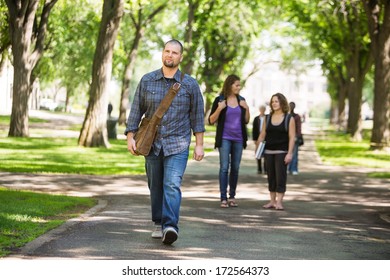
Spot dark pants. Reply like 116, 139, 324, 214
257, 157, 267, 173
265, 153, 287, 193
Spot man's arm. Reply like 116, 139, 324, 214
193, 132, 204, 161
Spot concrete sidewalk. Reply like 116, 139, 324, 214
2, 121, 390, 259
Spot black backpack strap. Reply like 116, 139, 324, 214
285, 114, 291, 132
265, 114, 271, 129
266, 114, 290, 132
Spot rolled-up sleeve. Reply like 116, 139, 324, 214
189, 79, 205, 134
124, 79, 145, 135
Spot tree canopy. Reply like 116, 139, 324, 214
0, 0, 388, 150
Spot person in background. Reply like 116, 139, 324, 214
252, 105, 267, 174
256, 93, 295, 211
288, 102, 302, 175
125, 39, 205, 245
209, 74, 250, 208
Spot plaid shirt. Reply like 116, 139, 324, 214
125, 69, 205, 156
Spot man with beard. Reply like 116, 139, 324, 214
125, 39, 205, 245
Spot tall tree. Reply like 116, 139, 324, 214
181, 0, 217, 75
361, 0, 390, 150
287, 0, 372, 139
117, 0, 167, 125
5, 0, 58, 137
78, 0, 124, 147
0, 1, 10, 69
199, 1, 262, 112
36, 0, 100, 113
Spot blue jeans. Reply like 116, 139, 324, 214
288, 142, 299, 173
218, 139, 243, 201
145, 148, 189, 233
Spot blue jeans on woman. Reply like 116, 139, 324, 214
288, 141, 299, 173
218, 139, 243, 201
145, 148, 189, 233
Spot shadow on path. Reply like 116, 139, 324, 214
1, 120, 389, 259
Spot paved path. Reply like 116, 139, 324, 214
1, 113, 389, 260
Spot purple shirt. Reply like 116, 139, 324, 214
222, 106, 243, 142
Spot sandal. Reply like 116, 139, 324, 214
220, 200, 229, 208
228, 199, 238, 207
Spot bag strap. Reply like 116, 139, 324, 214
285, 114, 291, 132
154, 72, 185, 119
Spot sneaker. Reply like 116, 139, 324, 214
162, 227, 178, 245
292, 171, 299, 175
151, 225, 162, 239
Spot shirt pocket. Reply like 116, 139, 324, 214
173, 88, 191, 107
143, 87, 161, 106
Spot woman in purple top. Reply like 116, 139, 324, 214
209, 75, 250, 208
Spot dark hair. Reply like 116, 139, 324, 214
221, 74, 240, 99
289, 101, 296, 113
164, 39, 183, 54
270, 93, 290, 114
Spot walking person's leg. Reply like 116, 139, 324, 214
257, 158, 262, 173
228, 141, 243, 206
219, 139, 231, 207
289, 142, 299, 174
263, 153, 277, 208
275, 153, 288, 210
161, 148, 189, 244
145, 150, 164, 238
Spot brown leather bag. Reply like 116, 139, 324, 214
133, 80, 182, 156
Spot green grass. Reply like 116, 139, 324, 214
0, 137, 147, 175
315, 129, 390, 178
0, 114, 214, 175
0, 136, 214, 175
0, 115, 46, 125
0, 186, 96, 257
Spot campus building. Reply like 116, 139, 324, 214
241, 61, 330, 120
0, 60, 13, 115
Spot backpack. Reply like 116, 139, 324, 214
265, 114, 291, 132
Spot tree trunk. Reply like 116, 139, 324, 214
182, 0, 197, 75
8, 60, 30, 136
78, 0, 124, 148
371, 49, 390, 149
346, 78, 364, 141
346, 54, 365, 141
118, 29, 143, 125
6, 0, 58, 137
8, 22, 32, 137
337, 81, 348, 130
362, 0, 390, 150
117, 3, 166, 125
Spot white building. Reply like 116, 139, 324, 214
0, 60, 13, 115
241, 61, 330, 119
0, 60, 42, 115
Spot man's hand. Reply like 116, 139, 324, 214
127, 133, 139, 156
193, 145, 204, 161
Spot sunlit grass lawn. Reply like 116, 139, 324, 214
0, 186, 96, 257
315, 129, 390, 178
0, 115, 215, 175
0, 137, 148, 175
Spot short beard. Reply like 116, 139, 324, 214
163, 60, 177, 68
